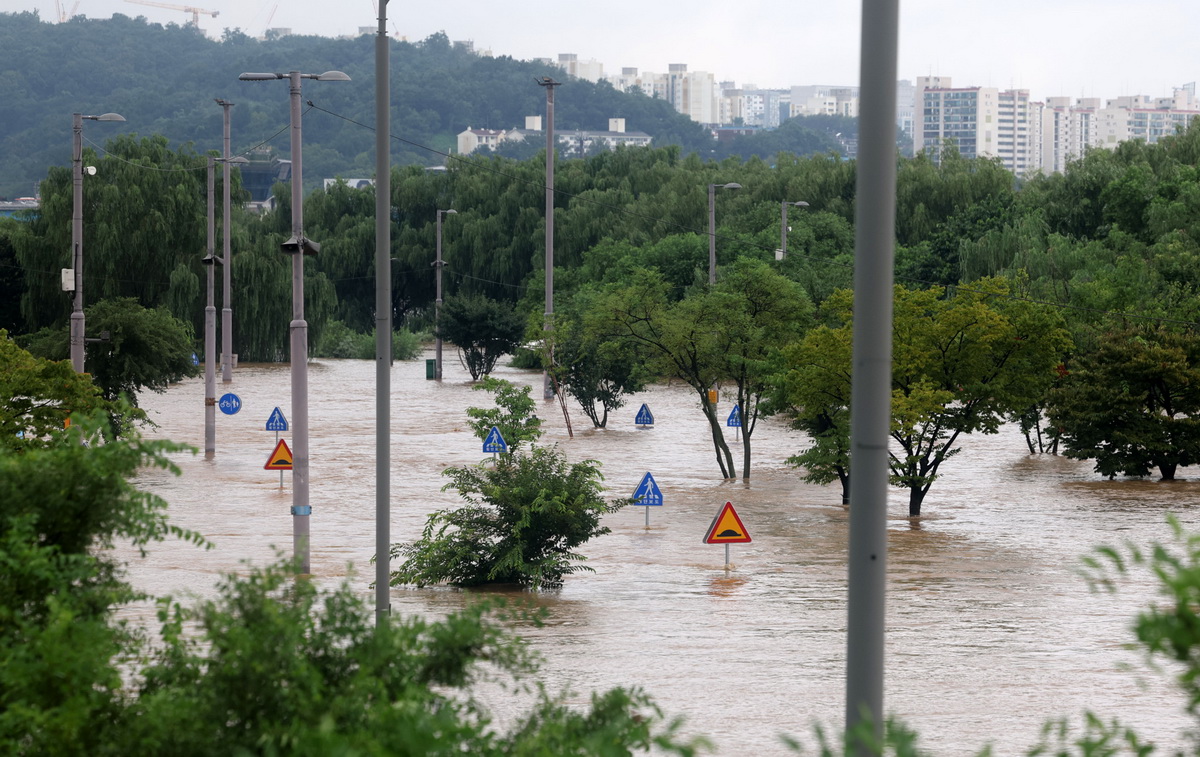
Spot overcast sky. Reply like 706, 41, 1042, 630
19, 0, 1200, 100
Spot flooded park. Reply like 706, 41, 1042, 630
118, 349, 1200, 755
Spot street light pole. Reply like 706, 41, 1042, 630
216, 98, 235, 382
70, 111, 125, 374
203, 157, 218, 457
707, 182, 741, 285
780, 200, 809, 259
434, 208, 456, 380
240, 69, 350, 575
537, 76, 560, 400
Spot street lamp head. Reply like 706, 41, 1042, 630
83, 166, 96, 176
722, 182, 742, 190
239, 72, 284, 81
281, 235, 321, 255
440, 208, 457, 216
314, 70, 351, 82
219, 156, 250, 165
214, 97, 233, 106
786, 200, 810, 207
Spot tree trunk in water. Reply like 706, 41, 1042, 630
908, 486, 925, 517
700, 398, 735, 479
1159, 462, 1178, 481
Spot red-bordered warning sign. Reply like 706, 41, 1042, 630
264, 438, 293, 470
703, 501, 751, 544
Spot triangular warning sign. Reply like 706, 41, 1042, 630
264, 438, 293, 470
703, 501, 751, 544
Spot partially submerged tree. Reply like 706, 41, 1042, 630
777, 280, 1072, 515
391, 378, 626, 589
1048, 325, 1200, 480
439, 293, 525, 380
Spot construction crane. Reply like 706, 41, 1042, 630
123, 0, 218, 27
55, 0, 80, 22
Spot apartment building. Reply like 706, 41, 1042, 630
457, 117, 650, 156
915, 76, 1047, 175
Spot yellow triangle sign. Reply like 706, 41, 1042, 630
264, 438, 293, 470
703, 501, 751, 544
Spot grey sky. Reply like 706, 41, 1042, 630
19, 0, 1199, 100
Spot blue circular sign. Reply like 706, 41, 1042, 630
218, 393, 242, 415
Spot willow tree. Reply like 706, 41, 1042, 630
12, 134, 208, 336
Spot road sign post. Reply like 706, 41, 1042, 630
635, 403, 654, 427
633, 471, 663, 528
482, 425, 508, 460
218, 392, 242, 415
266, 407, 289, 484
726, 403, 742, 441
703, 501, 751, 570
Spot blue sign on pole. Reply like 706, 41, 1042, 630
218, 393, 242, 415
482, 425, 508, 454
635, 403, 654, 426
633, 471, 663, 506
266, 406, 289, 432
726, 404, 742, 428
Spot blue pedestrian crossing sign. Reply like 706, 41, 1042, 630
726, 404, 742, 428
482, 425, 508, 454
218, 393, 242, 415
635, 403, 654, 426
266, 407, 289, 432
633, 471, 663, 506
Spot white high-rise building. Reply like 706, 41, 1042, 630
915, 76, 1044, 175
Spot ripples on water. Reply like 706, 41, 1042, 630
118, 354, 1200, 755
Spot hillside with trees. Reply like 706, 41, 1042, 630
0, 11, 845, 200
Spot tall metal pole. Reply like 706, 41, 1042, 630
374, 0, 392, 625
707, 182, 717, 286
69, 111, 124, 374
218, 99, 235, 382
70, 113, 84, 373
204, 157, 217, 457
240, 70, 347, 577
434, 209, 455, 380
707, 182, 740, 284
845, 0, 899, 750
537, 77, 560, 400
286, 70, 312, 575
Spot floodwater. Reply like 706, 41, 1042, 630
120, 351, 1200, 755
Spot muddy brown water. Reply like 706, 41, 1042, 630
117, 351, 1200, 754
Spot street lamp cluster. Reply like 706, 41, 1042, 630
237, 69, 351, 575
707, 182, 809, 282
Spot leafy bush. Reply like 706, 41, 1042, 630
390, 445, 627, 589
314, 320, 426, 360
465, 377, 543, 453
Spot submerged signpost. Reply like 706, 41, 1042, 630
703, 501, 751, 570
266, 407, 289, 486
635, 403, 654, 427
633, 471, 663, 528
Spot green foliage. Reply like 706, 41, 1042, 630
391, 445, 625, 589
0, 331, 114, 450
551, 288, 648, 428
0, 409, 203, 754
777, 280, 1073, 514
313, 320, 425, 360
440, 293, 526, 380
464, 377, 543, 453
1048, 326, 1200, 480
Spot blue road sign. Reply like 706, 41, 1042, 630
218, 393, 242, 415
633, 471, 663, 506
266, 406, 289, 432
482, 425, 508, 454
726, 404, 742, 428
635, 403, 654, 426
